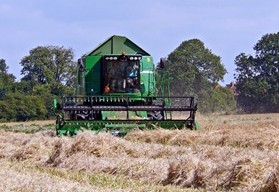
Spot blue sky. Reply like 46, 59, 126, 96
0, 0, 278, 84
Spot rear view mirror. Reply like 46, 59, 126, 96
78, 58, 84, 72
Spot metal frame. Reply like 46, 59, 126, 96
56, 96, 197, 136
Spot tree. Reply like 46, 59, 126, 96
158, 39, 229, 113
0, 60, 48, 122
0, 92, 48, 121
20, 46, 76, 96
0, 59, 9, 73
234, 32, 279, 112
203, 86, 236, 113
0, 59, 15, 99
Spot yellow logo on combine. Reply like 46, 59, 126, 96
147, 57, 150, 62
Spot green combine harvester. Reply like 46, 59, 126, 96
55, 35, 197, 136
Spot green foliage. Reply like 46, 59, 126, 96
0, 59, 15, 99
0, 46, 77, 122
200, 87, 236, 113
20, 46, 76, 96
0, 93, 48, 121
235, 32, 279, 112
158, 39, 233, 113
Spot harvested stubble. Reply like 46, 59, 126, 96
0, 124, 54, 134
0, 113, 278, 191
126, 121, 279, 150
0, 160, 108, 192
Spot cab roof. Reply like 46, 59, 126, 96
86, 35, 150, 56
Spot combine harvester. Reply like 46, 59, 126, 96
55, 35, 197, 136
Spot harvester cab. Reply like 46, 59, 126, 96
55, 35, 197, 136
102, 52, 141, 94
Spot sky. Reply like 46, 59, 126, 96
0, 0, 278, 85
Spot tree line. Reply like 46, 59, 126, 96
0, 32, 278, 121
0, 46, 76, 121
159, 32, 279, 113
235, 32, 279, 113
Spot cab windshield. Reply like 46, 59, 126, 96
103, 56, 140, 93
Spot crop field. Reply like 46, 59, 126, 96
0, 113, 279, 191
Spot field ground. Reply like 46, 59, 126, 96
0, 113, 279, 191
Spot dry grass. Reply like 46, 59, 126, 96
0, 113, 279, 191
0, 120, 54, 134
0, 160, 106, 192
0, 120, 55, 127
